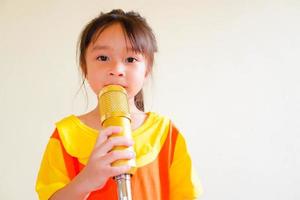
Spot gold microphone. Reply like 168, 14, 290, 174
98, 85, 136, 200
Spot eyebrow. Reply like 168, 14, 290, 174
92, 45, 111, 51
92, 45, 139, 53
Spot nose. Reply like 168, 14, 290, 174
109, 63, 125, 77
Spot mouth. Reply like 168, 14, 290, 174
104, 84, 127, 89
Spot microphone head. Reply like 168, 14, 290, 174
98, 85, 131, 125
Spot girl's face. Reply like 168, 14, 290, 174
85, 23, 148, 100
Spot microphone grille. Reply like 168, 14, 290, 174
98, 85, 130, 124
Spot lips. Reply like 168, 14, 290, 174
104, 83, 127, 89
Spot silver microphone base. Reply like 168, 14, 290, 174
114, 174, 132, 200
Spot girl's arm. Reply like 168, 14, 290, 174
49, 174, 90, 200
43, 126, 134, 200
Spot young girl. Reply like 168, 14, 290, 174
36, 9, 202, 200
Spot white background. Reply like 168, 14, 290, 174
0, 0, 299, 199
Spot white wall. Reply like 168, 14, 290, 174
0, 0, 299, 199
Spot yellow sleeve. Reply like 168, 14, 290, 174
35, 138, 70, 200
169, 133, 203, 200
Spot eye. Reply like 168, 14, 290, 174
97, 55, 109, 61
126, 57, 137, 63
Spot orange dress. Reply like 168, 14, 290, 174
36, 112, 202, 199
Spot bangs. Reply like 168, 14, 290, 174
121, 20, 155, 56
91, 20, 156, 56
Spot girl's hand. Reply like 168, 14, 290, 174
74, 126, 135, 193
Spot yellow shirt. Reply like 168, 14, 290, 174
36, 112, 203, 199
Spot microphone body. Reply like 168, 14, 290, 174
98, 85, 136, 200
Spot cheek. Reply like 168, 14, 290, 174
86, 72, 102, 93
136, 63, 148, 77
86, 71, 94, 84
128, 70, 147, 96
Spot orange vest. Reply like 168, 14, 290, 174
36, 112, 202, 200
51, 123, 178, 199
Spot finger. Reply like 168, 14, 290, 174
95, 126, 122, 148
93, 136, 134, 157
104, 149, 135, 164
109, 165, 132, 177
